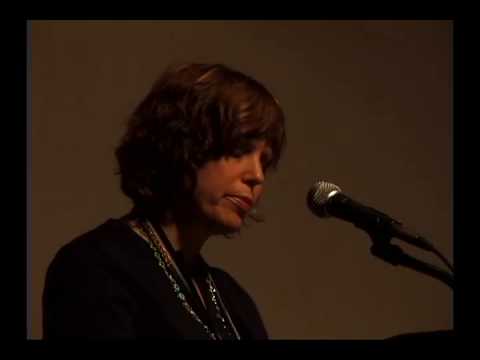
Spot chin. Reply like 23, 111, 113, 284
198, 202, 246, 235
208, 212, 244, 235
216, 218, 244, 234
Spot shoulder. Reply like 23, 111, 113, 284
43, 218, 149, 308
52, 219, 114, 257
42, 219, 144, 338
46, 218, 136, 278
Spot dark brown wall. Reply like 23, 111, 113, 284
30, 20, 452, 339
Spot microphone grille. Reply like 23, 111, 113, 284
307, 180, 342, 218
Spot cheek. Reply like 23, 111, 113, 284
194, 183, 219, 207
195, 163, 231, 200
194, 173, 224, 206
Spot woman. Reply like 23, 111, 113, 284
42, 63, 286, 339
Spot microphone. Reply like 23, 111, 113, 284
307, 180, 434, 252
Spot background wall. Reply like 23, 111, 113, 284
29, 20, 452, 339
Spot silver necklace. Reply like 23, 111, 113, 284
129, 218, 240, 340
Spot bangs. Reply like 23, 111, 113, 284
224, 84, 286, 168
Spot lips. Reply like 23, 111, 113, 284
225, 195, 253, 213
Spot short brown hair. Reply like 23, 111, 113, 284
115, 63, 286, 218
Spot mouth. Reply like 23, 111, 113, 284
225, 195, 253, 214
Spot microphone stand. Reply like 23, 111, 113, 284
366, 231, 454, 290
362, 229, 455, 340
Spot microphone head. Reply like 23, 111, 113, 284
307, 180, 342, 218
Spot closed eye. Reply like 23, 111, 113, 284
261, 153, 273, 172
228, 140, 274, 171
229, 141, 255, 158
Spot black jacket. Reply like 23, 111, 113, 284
42, 218, 268, 339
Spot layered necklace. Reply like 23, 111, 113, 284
127, 218, 241, 340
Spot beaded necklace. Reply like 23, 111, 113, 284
128, 218, 240, 340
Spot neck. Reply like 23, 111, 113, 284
159, 219, 209, 269
126, 207, 211, 271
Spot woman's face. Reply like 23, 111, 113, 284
192, 140, 273, 233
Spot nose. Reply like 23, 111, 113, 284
242, 153, 265, 189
